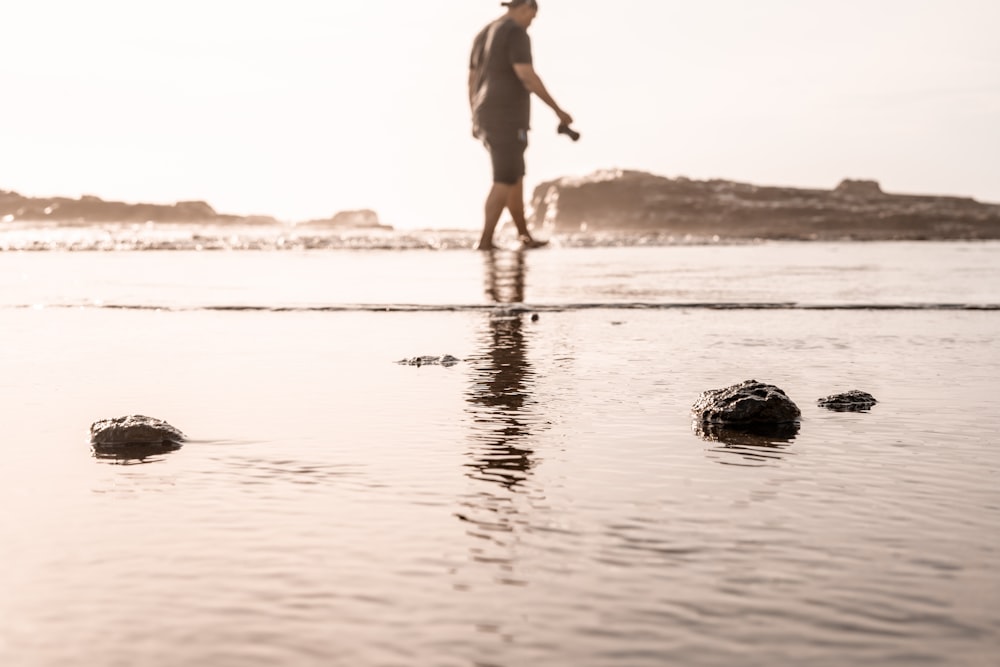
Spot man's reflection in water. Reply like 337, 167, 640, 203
457, 250, 545, 586
464, 250, 536, 490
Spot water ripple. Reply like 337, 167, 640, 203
8, 301, 999, 312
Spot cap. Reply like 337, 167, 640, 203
502, 0, 538, 8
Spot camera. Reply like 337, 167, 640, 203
557, 124, 580, 142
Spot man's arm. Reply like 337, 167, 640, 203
513, 63, 572, 126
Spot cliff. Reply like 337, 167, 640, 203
0, 190, 276, 225
529, 170, 1000, 240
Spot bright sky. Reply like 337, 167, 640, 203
2, 0, 998, 228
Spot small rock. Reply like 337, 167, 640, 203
692, 379, 801, 426
817, 390, 878, 412
397, 355, 461, 367
90, 415, 186, 446
531, 313, 539, 322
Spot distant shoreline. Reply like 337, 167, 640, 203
6, 169, 1000, 241
0, 190, 389, 231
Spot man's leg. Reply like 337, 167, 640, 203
505, 177, 534, 242
477, 182, 512, 251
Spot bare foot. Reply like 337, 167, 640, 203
519, 236, 549, 249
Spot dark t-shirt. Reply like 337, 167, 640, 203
469, 17, 533, 134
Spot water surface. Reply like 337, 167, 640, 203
1, 240, 997, 666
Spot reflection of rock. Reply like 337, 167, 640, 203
694, 420, 800, 445
528, 169, 1000, 239
90, 415, 186, 446
697, 422, 798, 466
818, 390, 878, 412
397, 355, 461, 367
692, 379, 801, 426
92, 440, 183, 465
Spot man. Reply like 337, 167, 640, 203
469, 0, 573, 250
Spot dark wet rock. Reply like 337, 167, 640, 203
528, 169, 1000, 240
817, 390, 878, 412
397, 355, 461, 367
90, 415, 186, 446
692, 380, 801, 427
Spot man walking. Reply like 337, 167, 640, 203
469, 0, 573, 250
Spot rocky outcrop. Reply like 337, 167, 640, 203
834, 179, 885, 199
529, 170, 1000, 240
692, 380, 801, 426
298, 209, 391, 229
817, 390, 878, 412
90, 415, 186, 446
0, 189, 276, 225
0, 189, 397, 230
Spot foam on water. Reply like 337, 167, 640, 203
0, 224, 734, 252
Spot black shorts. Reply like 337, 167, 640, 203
481, 127, 528, 185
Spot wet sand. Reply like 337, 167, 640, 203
1, 244, 998, 666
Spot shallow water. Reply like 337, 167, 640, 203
2, 240, 999, 310
1, 240, 998, 666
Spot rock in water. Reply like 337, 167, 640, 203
817, 390, 878, 412
397, 355, 461, 367
90, 415, 186, 446
692, 380, 801, 426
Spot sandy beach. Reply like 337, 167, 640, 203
4, 0, 998, 661
2, 241, 999, 666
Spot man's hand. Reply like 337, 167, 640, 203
513, 63, 571, 125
